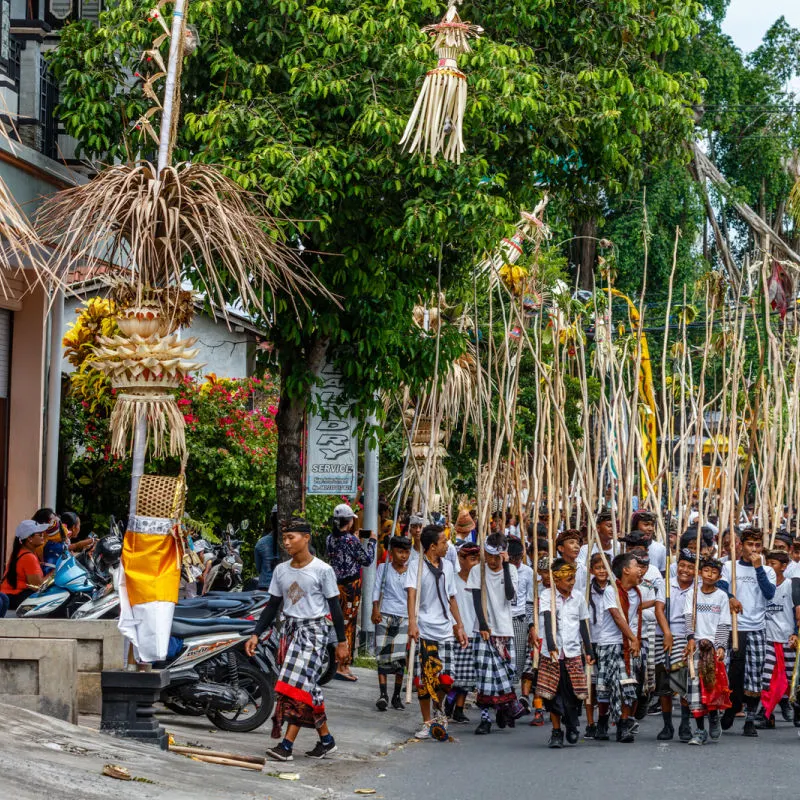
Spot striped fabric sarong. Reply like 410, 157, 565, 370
536, 655, 588, 701
596, 643, 639, 723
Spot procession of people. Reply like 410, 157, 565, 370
248, 503, 800, 761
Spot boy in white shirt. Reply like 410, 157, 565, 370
718, 528, 776, 736
467, 533, 520, 735
556, 529, 587, 595
372, 536, 412, 711
594, 552, 643, 743
448, 542, 481, 724
536, 559, 595, 748
246, 518, 347, 762
654, 549, 695, 742
759, 550, 800, 727
684, 557, 732, 745
585, 553, 610, 739
407, 525, 469, 741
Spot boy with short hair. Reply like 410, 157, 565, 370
594, 552, 643, 743
585, 552, 610, 738
372, 536, 412, 712
407, 524, 469, 740
247, 518, 347, 762
556, 529, 587, 594
684, 557, 732, 745
522, 552, 550, 726
719, 528, 776, 736
537, 558, 595, 748
654, 549, 696, 741
448, 542, 481, 723
759, 549, 800, 727
468, 533, 520, 734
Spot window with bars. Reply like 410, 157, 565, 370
39, 54, 58, 160
46, 0, 103, 27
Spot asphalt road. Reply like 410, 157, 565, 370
328, 710, 800, 800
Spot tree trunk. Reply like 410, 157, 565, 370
275, 337, 329, 527
570, 216, 598, 290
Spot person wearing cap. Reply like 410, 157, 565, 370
326, 503, 376, 681
454, 509, 477, 545
406, 513, 426, 558
1, 520, 49, 610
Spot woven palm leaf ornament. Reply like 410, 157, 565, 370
400, 0, 482, 164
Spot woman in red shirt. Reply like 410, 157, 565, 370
1, 520, 49, 610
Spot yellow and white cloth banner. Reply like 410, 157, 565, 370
117, 514, 181, 663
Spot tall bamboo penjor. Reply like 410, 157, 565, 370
400, 0, 482, 164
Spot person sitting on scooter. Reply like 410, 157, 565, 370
1, 520, 49, 610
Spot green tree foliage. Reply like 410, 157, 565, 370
50, 0, 706, 517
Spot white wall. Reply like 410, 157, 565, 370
62, 295, 256, 379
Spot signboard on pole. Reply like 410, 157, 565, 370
306, 363, 358, 496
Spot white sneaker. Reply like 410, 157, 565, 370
414, 721, 431, 739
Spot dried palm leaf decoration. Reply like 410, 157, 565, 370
400, 0, 482, 164
37, 0, 329, 459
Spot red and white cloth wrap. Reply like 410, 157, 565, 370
761, 641, 797, 717
536, 655, 588, 701
473, 635, 517, 707
272, 616, 329, 736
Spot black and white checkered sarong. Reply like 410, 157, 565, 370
375, 614, 408, 675
512, 615, 529, 680
473, 635, 516, 704
743, 628, 766, 696
275, 617, 328, 710
451, 635, 476, 691
595, 643, 639, 722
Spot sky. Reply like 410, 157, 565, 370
722, 0, 800, 54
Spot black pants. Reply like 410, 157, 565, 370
543, 661, 581, 729
7, 588, 34, 611
726, 630, 753, 714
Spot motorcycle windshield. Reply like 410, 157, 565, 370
54, 554, 94, 592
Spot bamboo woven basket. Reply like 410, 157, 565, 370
136, 474, 187, 519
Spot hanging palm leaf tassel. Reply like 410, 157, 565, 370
400, 1, 482, 164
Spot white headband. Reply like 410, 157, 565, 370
485, 544, 505, 556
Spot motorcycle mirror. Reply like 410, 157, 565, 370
226, 522, 234, 536
240, 519, 250, 530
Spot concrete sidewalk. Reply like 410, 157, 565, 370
4, 665, 419, 800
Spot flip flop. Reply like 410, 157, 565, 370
334, 672, 359, 682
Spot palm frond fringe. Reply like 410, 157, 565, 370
37, 161, 330, 317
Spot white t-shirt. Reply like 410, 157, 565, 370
666, 577, 694, 639
578, 541, 619, 565
648, 540, 667, 573
766, 578, 797, 643
466, 563, 517, 638
685, 586, 731, 643
455, 573, 477, 635
596, 583, 641, 646
512, 562, 534, 618
539, 587, 589, 658
572, 561, 588, 596
405, 557, 456, 641
784, 561, 800, 580
720, 561, 776, 631
639, 564, 665, 624
268, 557, 339, 619
587, 581, 612, 643
373, 562, 409, 617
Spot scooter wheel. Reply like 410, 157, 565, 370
207, 660, 274, 732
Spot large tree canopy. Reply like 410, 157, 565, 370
51, 0, 705, 519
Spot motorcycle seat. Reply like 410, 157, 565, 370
170, 617, 255, 637
176, 597, 245, 608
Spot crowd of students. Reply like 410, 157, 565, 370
251, 506, 800, 761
